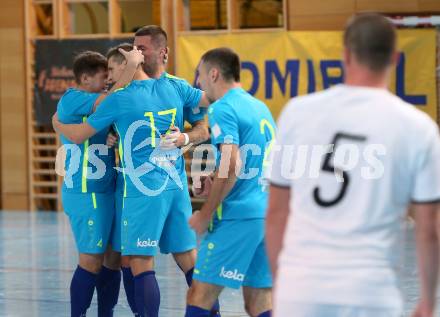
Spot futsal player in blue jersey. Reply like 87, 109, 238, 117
106, 108, 208, 316
102, 41, 210, 316
186, 48, 275, 317
133, 26, 221, 316
52, 44, 211, 317
57, 49, 143, 317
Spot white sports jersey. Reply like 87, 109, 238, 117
270, 84, 440, 310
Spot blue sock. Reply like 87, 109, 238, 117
184, 267, 221, 317
96, 266, 121, 317
257, 311, 272, 317
122, 266, 137, 315
185, 305, 211, 317
134, 271, 160, 317
70, 265, 98, 317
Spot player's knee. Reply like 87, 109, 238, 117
187, 281, 203, 302
129, 255, 154, 275
187, 281, 220, 309
103, 249, 121, 270
244, 303, 268, 317
244, 303, 255, 317
186, 282, 207, 305
173, 249, 196, 272
79, 253, 104, 273
243, 289, 272, 317
121, 255, 130, 267
186, 284, 196, 303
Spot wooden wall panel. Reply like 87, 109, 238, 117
437, 31, 440, 126
0, 0, 24, 28
189, 0, 227, 29
356, 0, 418, 13
288, 0, 354, 16
162, 0, 175, 73
2, 194, 29, 210
287, 0, 354, 30
287, 0, 440, 30
289, 14, 351, 30
0, 0, 28, 211
418, 0, 440, 12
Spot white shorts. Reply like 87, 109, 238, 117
274, 302, 402, 317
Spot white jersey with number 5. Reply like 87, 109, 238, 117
270, 84, 440, 310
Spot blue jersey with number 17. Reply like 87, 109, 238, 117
87, 75, 202, 197
208, 87, 276, 220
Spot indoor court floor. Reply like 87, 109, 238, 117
0, 211, 437, 317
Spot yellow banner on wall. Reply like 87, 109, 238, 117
177, 29, 437, 121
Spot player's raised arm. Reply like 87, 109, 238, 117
111, 46, 144, 91
93, 46, 144, 110
52, 112, 96, 144
189, 143, 241, 235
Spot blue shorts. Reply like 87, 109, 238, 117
62, 191, 115, 254
109, 190, 123, 252
121, 188, 196, 256
193, 218, 272, 289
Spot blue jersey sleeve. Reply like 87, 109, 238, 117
208, 102, 239, 146
87, 94, 119, 132
57, 88, 99, 123
184, 106, 207, 125
176, 79, 203, 110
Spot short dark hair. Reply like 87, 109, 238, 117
201, 47, 240, 82
106, 43, 133, 64
72, 51, 107, 84
344, 13, 396, 72
135, 25, 167, 48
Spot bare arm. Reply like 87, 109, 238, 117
266, 184, 291, 279
412, 202, 440, 317
169, 120, 209, 147
185, 119, 209, 145
189, 143, 241, 234
52, 113, 97, 144
160, 120, 209, 149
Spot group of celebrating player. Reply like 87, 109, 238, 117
53, 24, 273, 317
53, 12, 440, 317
